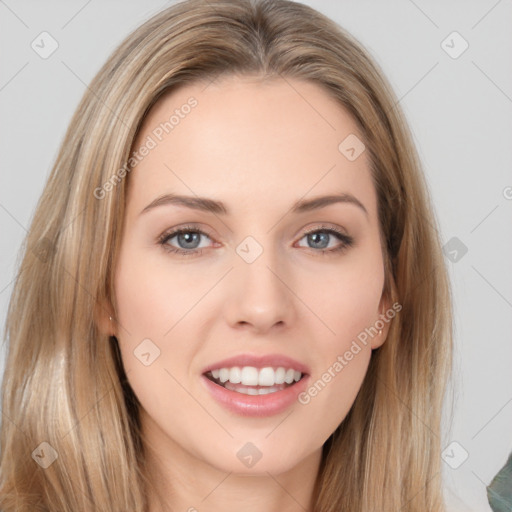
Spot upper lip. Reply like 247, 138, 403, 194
201, 353, 310, 375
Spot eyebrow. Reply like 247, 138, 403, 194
140, 192, 368, 217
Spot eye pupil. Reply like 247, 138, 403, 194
309, 232, 329, 249
178, 232, 201, 249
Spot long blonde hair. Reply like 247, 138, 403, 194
0, 0, 452, 510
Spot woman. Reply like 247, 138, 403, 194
0, 0, 452, 510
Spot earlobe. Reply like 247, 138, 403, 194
371, 328, 387, 350
371, 294, 392, 350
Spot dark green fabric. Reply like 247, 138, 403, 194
487, 452, 512, 512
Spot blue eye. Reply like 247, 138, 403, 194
297, 226, 354, 254
158, 224, 354, 257
158, 226, 212, 256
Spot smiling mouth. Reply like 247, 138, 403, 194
204, 366, 306, 396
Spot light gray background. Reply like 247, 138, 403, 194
1, 1, 511, 510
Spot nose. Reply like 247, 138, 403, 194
223, 244, 296, 334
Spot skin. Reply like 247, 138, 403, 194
105, 74, 391, 512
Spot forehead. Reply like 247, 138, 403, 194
127, 75, 376, 219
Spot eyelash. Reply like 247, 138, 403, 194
157, 224, 354, 257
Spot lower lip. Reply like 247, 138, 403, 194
201, 374, 310, 417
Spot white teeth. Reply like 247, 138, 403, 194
229, 367, 241, 384
223, 381, 282, 395
240, 367, 259, 386
284, 368, 295, 384
258, 367, 275, 386
208, 365, 304, 387
275, 367, 286, 384
258, 386, 279, 394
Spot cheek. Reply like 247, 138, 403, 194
294, 247, 383, 430
114, 245, 214, 340
112, 246, 202, 433
113, 242, 221, 395
296, 288, 376, 443
308, 247, 385, 347
112, 243, 186, 376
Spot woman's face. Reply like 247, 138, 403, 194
113, 75, 390, 475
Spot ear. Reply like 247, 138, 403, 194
94, 299, 116, 337
371, 291, 393, 350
